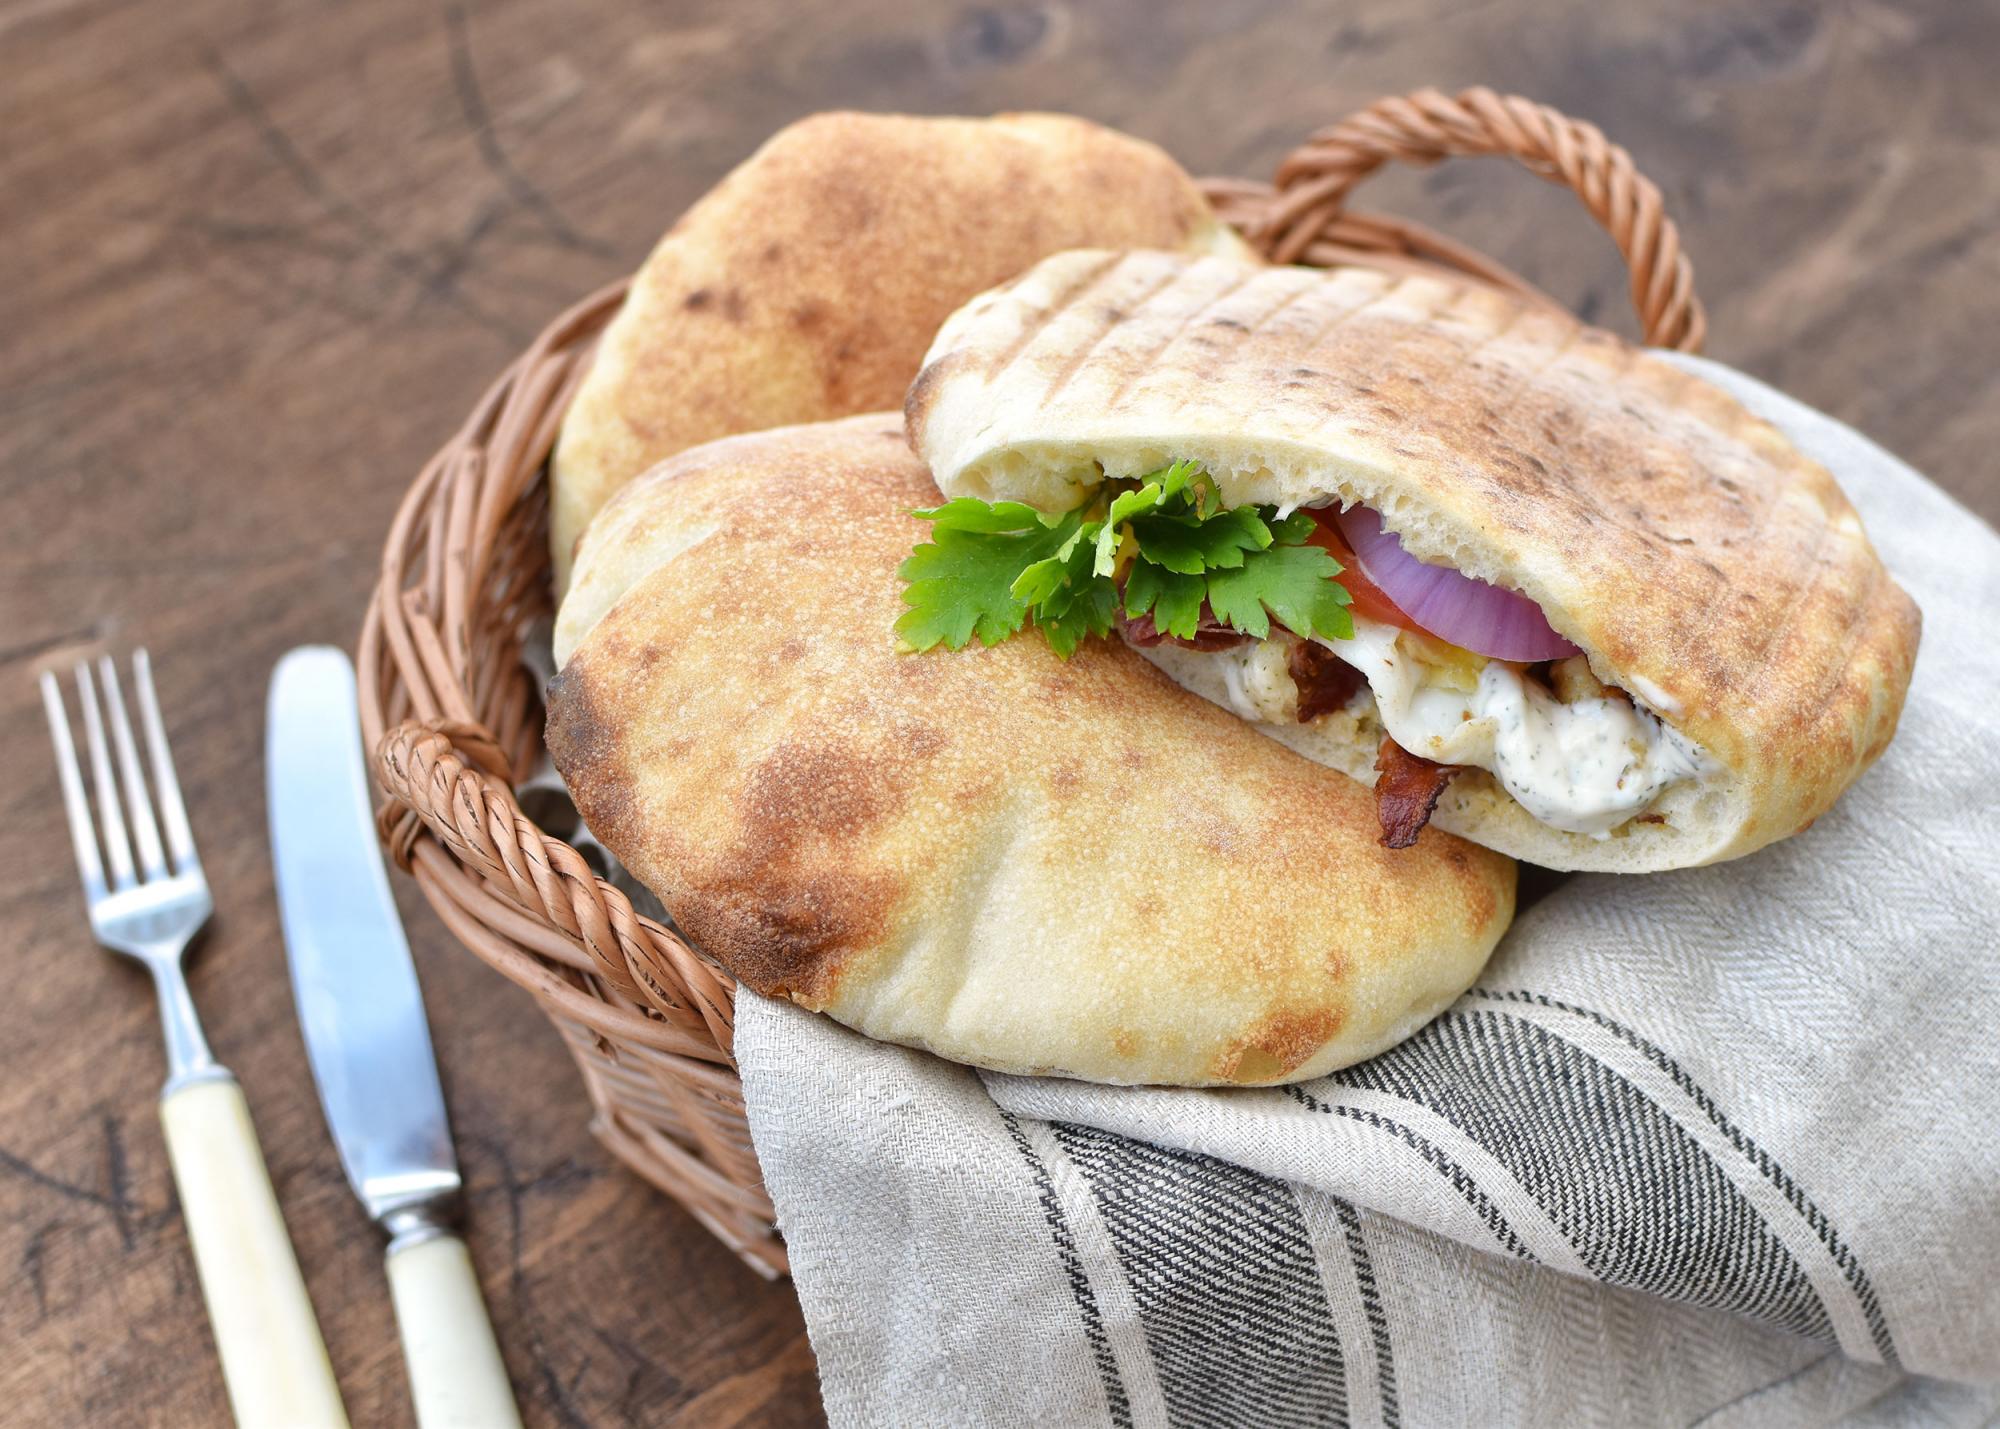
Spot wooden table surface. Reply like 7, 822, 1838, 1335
6, 1, 1996, 1423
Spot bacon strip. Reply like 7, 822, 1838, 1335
1286, 641, 1363, 722
1374, 738, 1461, 849
1116, 605, 1251, 651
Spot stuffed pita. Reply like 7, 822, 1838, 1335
902, 250, 1921, 872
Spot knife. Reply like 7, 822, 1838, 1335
267, 646, 521, 1429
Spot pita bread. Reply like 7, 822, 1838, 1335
548, 417, 1513, 1086
907, 250, 1921, 872
548, 111, 1250, 591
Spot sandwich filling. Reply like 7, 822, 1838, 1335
896, 461, 1713, 845
1146, 623, 1707, 837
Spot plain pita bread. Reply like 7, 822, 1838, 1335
549, 416, 1514, 1085
548, 112, 1250, 591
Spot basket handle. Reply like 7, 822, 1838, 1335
372, 719, 738, 1051
1215, 86, 1705, 352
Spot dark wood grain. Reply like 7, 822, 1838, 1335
4, 1, 1995, 1423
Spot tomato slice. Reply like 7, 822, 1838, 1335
1303, 510, 1420, 631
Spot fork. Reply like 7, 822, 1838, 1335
41, 651, 349, 1428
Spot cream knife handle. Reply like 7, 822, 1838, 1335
159, 1074, 350, 1429
386, 1227, 521, 1429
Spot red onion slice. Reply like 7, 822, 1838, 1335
1334, 506, 1582, 662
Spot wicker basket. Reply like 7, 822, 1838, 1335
358, 86, 1707, 1279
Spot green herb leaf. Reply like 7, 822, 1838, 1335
1011, 520, 1099, 606
1204, 543, 1355, 642
1037, 579, 1118, 658
911, 498, 1061, 534
1120, 557, 1162, 617
1091, 460, 1200, 575
897, 464, 1356, 658
1131, 505, 1273, 574
1269, 509, 1319, 544
1122, 560, 1206, 639
895, 512, 1083, 652
1091, 519, 1124, 579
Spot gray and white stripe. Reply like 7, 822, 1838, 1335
1326, 1006, 1838, 1344
1050, 1122, 1346, 1428
1466, 988, 1897, 1366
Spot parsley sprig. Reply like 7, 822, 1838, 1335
895, 462, 1355, 658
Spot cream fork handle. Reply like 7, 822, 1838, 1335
160, 1074, 349, 1428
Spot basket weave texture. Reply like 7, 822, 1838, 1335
359, 86, 1705, 1278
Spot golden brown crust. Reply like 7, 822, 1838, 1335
546, 112, 1250, 591
908, 250, 1922, 871
547, 416, 1514, 1086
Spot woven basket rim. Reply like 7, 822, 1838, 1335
357, 84, 1705, 1277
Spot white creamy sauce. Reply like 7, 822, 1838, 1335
1211, 617, 1710, 836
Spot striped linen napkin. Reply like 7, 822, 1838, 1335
737, 357, 2000, 1427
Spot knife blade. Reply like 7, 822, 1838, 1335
267, 646, 520, 1429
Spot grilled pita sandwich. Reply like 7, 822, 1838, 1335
902, 250, 1920, 873
548, 111, 1251, 592
548, 416, 1514, 1086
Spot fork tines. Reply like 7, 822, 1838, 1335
40, 650, 201, 899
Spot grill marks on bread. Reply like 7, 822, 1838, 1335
908, 250, 1921, 871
